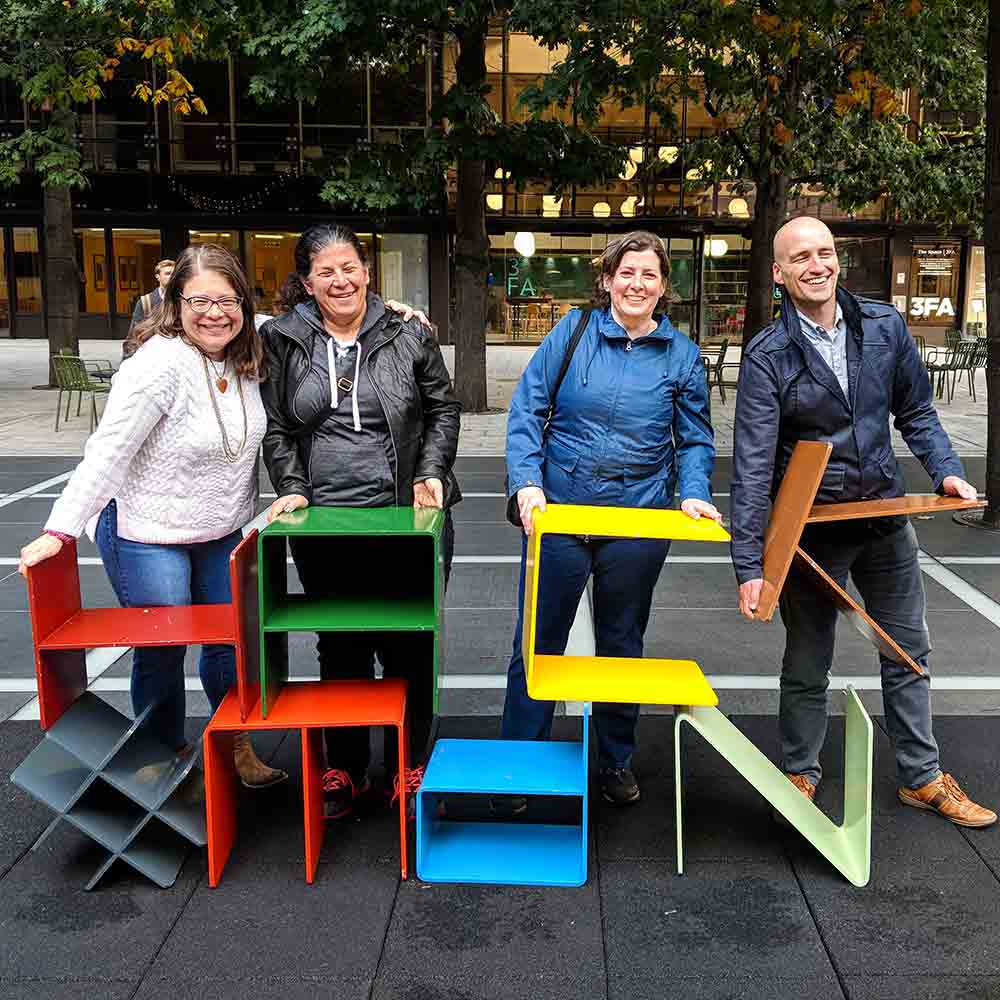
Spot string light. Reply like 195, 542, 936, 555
168, 174, 295, 213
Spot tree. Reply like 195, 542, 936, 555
532, 0, 980, 345
0, 1, 214, 381
241, 2, 625, 412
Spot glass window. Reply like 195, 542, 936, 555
0, 230, 9, 336
837, 237, 889, 300
13, 227, 42, 315
377, 234, 429, 312
487, 232, 598, 344
701, 235, 751, 344
171, 59, 229, 167
74, 228, 110, 315
111, 229, 163, 316
908, 240, 960, 327
372, 58, 426, 128
189, 230, 240, 256
964, 244, 986, 335
247, 231, 302, 315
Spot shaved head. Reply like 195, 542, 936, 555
773, 217, 835, 264
771, 217, 840, 324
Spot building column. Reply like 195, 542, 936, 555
430, 225, 451, 344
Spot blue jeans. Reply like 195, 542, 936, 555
779, 519, 940, 789
501, 532, 670, 769
96, 501, 241, 751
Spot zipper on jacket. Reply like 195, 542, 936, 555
365, 323, 403, 506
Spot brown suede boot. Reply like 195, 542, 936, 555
233, 732, 288, 789
899, 773, 997, 828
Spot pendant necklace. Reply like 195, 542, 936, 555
206, 354, 229, 393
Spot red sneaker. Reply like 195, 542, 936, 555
323, 768, 371, 820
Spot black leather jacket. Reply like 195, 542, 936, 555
260, 296, 462, 508
731, 286, 963, 584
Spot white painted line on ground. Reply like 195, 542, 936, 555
919, 550, 1000, 629
0, 471, 73, 510
10, 702, 38, 721
0, 492, 63, 499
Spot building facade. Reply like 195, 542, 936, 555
0, 32, 981, 347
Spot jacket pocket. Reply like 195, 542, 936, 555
816, 461, 846, 501
542, 440, 581, 500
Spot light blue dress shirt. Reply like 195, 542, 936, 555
796, 304, 848, 398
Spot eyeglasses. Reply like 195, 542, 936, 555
179, 294, 244, 314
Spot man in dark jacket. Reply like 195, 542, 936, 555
731, 216, 994, 827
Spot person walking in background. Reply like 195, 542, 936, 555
19, 244, 286, 790
261, 223, 461, 820
126, 258, 175, 344
731, 216, 995, 827
503, 231, 720, 808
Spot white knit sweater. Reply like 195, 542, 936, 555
46, 335, 266, 545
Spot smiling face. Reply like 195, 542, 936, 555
304, 242, 370, 328
179, 269, 244, 361
772, 218, 840, 315
603, 248, 666, 326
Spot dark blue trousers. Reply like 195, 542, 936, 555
501, 531, 670, 769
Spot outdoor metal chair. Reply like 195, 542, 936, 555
925, 341, 976, 403
700, 338, 730, 402
52, 354, 112, 432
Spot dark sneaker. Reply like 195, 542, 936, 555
323, 768, 371, 820
600, 767, 640, 806
489, 795, 528, 818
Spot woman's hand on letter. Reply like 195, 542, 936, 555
680, 498, 723, 522
413, 478, 444, 509
18, 533, 63, 577
517, 486, 547, 535
267, 493, 309, 522
386, 299, 432, 330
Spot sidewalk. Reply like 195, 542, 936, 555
0, 339, 988, 457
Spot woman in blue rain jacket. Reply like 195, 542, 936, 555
502, 230, 719, 808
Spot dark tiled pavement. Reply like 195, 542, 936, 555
3, 455, 1000, 997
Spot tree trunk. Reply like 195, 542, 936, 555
742, 170, 788, 348
451, 21, 489, 413
984, 0, 1000, 525
43, 180, 80, 386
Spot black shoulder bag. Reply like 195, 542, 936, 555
505, 307, 593, 526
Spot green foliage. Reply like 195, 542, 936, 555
532, 0, 985, 222
0, 0, 215, 189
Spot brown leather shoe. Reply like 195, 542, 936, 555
786, 772, 817, 801
899, 773, 997, 828
234, 732, 288, 789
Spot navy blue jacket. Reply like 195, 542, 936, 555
506, 307, 714, 512
730, 286, 964, 584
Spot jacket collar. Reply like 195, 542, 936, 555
280, 293, 399, 352
598, 306, 677, 343
779, 285, 860, 411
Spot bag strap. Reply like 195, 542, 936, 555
546, 307, 592, 423
140, 292, 153, 318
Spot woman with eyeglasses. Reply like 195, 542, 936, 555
18, 243, 287, 788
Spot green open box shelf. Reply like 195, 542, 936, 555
258, 506, 445, 717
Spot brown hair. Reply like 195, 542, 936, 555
128, 244, 265, 380
592, 230, 674, 313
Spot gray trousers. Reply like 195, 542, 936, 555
778, 519, 940, 790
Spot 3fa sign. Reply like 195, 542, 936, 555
910, 296, 955, 319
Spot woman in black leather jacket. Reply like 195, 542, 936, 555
260, 223, 461, 820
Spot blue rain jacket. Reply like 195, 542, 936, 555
506, 307, 715, 511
